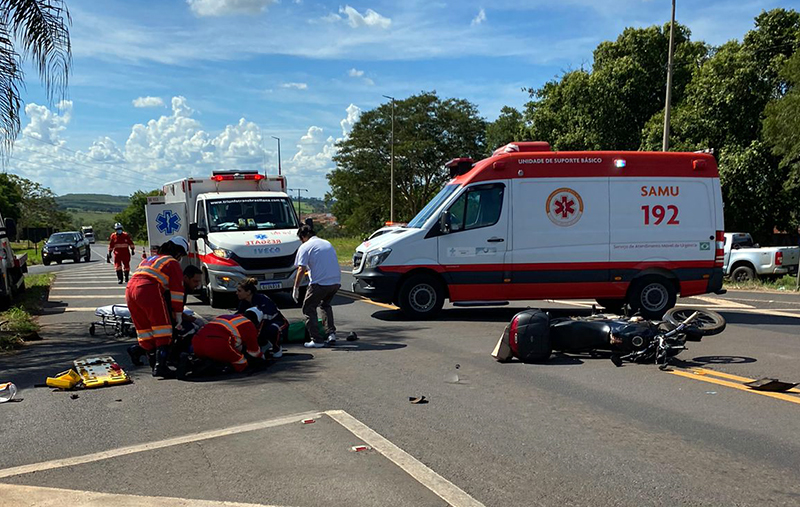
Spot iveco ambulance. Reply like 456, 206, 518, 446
145, 170, 304, 308
352, 142, 725, 319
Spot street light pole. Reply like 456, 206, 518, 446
271, 136, 282, 176
288, 187, 308, 221
382, 95, 395, 223
662, 0, 676, 152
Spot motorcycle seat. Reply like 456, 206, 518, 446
550, 320, 611, 352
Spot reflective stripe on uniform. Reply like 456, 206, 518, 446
152, 325, 172, 338
170, 292, 184, 302
233, 357, 247, 365
136, 267, 169, 289
137, 329, 154, 339
216, 318, 241, 338
152, 256, 173, 270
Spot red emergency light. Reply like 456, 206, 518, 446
211, 173, 265, 182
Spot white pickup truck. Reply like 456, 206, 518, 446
723, 232, 800, 282
0, 212, 27, 309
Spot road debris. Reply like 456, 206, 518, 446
0, 382, 17, 403
346, 332, 358, 341
409, 395, 428, 404
745, 378, 799, 392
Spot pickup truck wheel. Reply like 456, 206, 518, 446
398, 274, 445, 319
56, 259, 62, 265
84, 249, 91, 262
628, 276, 676, 320
43, 259, 50, 266
207, 285, 232, 309
731, 265, 756, 282
74, 251, 81, 263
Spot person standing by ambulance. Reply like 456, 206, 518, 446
292, 225, 341, 348
126, 237, 188, 377
108, 222, 136, 284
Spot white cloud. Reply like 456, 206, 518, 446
338, 5, 391, 29
132, 96, 165, 108
281, 82, 308, 90
187, 0, 275, 17
348, 68, 364, 77
320, 13, 341, 23
471, 8, 486, 26
363, 77, 375, 86
8, 98, 360, 198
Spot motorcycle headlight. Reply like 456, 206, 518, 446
213, 248, 232, 259
365, 247, 392, 268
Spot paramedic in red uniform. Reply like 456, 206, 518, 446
125, 237, 189, 377
108, 222, 136, 284
190, 309, 266, 373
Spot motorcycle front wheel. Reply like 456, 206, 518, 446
663, 308, 726, 336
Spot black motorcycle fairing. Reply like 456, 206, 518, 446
550, 320, 612, 352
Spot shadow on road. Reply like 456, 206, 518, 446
717, 310, 800, 327
673, 355, 758, 367
370, 306, 596, 323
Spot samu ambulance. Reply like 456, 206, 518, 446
352, 142, 725, 319
145, 170, 304, 308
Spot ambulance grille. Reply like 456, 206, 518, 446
231, 252, 296, 270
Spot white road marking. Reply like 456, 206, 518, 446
53, 282, 125, 285
0, 484, 290, 507
42, 307, 100, 313
49, 295, 124, 299
326, 409, 484, 507
690, 295, 755, 309
734, 308, 800, 319
0, 411, 323, 480
50, 287, 126, 291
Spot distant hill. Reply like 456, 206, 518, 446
56, 194, 131, 213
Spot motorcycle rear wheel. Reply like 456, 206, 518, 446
663, 308, 726, 336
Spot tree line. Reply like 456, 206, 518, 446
328, 8, 800, 242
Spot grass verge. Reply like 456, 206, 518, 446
325, 236, 363, 267
0, 273, 54, 352
724, 274, 800, 292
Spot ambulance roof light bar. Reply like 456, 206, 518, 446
211, 170, 265, 182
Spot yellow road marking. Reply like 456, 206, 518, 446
690, 368, 800, 394
338, 291, 399, 310
667, 370, 800, 406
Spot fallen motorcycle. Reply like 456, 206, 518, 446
492, 307, 726, 369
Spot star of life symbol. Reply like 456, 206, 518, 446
155, 209, 182, 235
546, 188, 584, 227
255, 234, 268, 240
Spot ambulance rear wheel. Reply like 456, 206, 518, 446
398, 274, 444, 319
628, 276, 676, 319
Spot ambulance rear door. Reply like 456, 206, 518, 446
145, 196, 188, 255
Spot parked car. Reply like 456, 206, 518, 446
723, 232, 800, 281
42, 231, 91, 265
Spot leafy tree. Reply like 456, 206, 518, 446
524, 23, 708, 150
764, 51, 800, 227
486, 106, 525, 154
329, 92, 486, 235
115, 190, 160, 241
0, 172, 22, 221
6, 174, 69, 234
0, 0, 71, 155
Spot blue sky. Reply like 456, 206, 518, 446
7, 0, 798, 198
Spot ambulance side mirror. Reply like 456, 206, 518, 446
439, 211, 452, 235
189, 223, 206, 241
4, 218, 16, 240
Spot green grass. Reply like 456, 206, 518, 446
11, 242, 42, 265
0, 273, 54, 352
724, 274, 800, 292
326, 237, 363, 266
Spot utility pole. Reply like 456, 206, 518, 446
288, 187, 308, 221
662, 0, 676, 152
382, 95, 395, 223
271, 136, 282, 175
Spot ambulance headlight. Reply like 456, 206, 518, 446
365, 247, 392, 268
216, 275, 239, 289
213, 248, 232, 259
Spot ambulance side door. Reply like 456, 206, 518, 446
437, 182, 508, 300
195, 199, 209, 262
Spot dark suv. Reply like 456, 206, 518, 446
43, 232, 91, 265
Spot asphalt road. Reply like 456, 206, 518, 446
27, 244, 116, 276
1, 260, 800, 506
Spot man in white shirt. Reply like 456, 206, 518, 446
292, 225, 341, 348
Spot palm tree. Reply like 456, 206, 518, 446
0, 0, 71, 155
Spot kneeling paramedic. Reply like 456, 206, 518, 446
189, 309, 266, 374
236, 278, 288, 357
108, 222, 136, 284
125, 237, 189, 377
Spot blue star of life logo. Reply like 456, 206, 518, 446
156, 210, 182, 235
255, 234, 268, 240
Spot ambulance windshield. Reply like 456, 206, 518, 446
207, 197, 298, 232
407, 184, 459, 228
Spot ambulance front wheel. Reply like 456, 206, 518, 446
628, 276, 677, 319
397, 274, 445, 319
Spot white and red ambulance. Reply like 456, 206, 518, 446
352, 142, 725, 319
